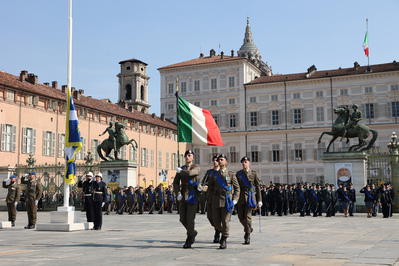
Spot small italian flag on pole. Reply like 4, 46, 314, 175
177, 96, 223, 146
362, 31, 369, 57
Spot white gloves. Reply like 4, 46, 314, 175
197, 185, 203, 192
81, 177, 85, 182
14, 202, 18, 206
258, 202, 263, 208
101, 202, 105, 208
177, 194, 183, 201
23, 174, 29, 178
233, 200, 237, 205
176, 167, 182, 173
4, 178, 10, 182
34, 200, 38, 205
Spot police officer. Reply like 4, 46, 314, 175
173, 150, 201, 249
296, 183, 306, 217
2, 175, 21, 226
21, 172, 43, 229
78, 172, 94, 222
323, 184, 333, 217
91, 173, 106, 230
236, 156, 261, 245
208, 154, 240, 249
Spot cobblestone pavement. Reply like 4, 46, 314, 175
0, 211, 398, 265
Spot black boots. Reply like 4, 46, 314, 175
219, 236, 227, 249
213, 230, 220, 243
24, 224, 35, 229
244, 233, 250, 245
11, 221, 15, 227
183, 236, 193, 249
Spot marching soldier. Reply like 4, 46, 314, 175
323, 184, 333, 217
296, 183, 306, 217
274, 184, 284, 216
147, 185, 156, 214
236, 156, 261, 245
77, 172, 94, 222
2, 175, 21, 226
208, 154, 240, 249
309, 183, 319, 217
136, 186, 145, 214
126, 186, 135, 214
155, 183, 165, 214
348, 183, 356, 216
115, 187, 124, 214
91, 173, 107, 230
166, 185, 175, 213
173, 150, 201, 249
201, 155, 220, 242
316, 184, 324, 216
331, 184, 337, 216
21, 172, 43, 229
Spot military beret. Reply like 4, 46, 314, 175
10, 175, 16, 179
184, 150, 194, 156
240, 156, 250, 163
212, 155, 219, 160
29, 172, 36, 175
217, 154, 228, 161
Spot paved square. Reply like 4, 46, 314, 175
0, 211, 398, 265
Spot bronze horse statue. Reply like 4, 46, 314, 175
318, 106, 378, 152
97, 122, 138, 161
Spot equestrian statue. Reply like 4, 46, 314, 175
318, 104, 378, 152
97, 121, 138, 161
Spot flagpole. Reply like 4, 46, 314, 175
366, 18, 369, 68
175, 78, 180, 167
64, 0, 73, 208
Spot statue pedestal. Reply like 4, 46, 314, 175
99, 160, 138, 188
36, 206, 92, 231
321, 151, 368, 211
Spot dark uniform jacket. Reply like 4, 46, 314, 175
3, 181, 21, 203
208, 168, 240, 208
173, 164, 201, 202
21, 177, 43, 203
360, 187, 374, 202
78, 179, 93, 196
202, 168, 218, 202
323, 189, 334, 203
236, 169, 261, 205
92, 181, 107, 203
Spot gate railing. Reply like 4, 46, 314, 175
366, 148, 394, 185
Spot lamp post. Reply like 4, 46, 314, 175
388, 132, 399, 212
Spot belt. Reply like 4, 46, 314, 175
84, 194, 92, 196
94, 191, 103, 194
215, 190, 232, 196
242, 187, 254, 192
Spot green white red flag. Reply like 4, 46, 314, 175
363, 31, 369, 57
177, 96, 223, 146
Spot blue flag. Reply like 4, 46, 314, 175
64, 87, 82, 184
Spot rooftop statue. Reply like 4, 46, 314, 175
318, 105, 378, 152
97, 121, 138, 161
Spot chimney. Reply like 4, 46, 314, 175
128, 106, 133, 112
353, 61, 360, 70
52, 81, 58, 89
71, 87, 75, 94
161, 113, 166, 121
199, 53, 204, 58
27, 73, 38, 85
305, 65, 317, 78
221, 51, 224, 59
62, 85, 67, 93
43, 82, 50, 86
79, 89, 84, 95
210, 49, 216, 57
20, 70, 28, 82
151, 113, 156, 118
231, 50, 234, 57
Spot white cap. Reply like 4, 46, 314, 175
95, 173, 103, 178
86, 172, 94, 177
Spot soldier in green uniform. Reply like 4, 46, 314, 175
155, 183, 165, 214
21, 172, 43, 229
208, 154, 240, 249
136, 186, 145, 214
236, 156, 262, 245
201, 155, 220, 243
2, 175, 21, 226
126, 186, 135, 214
166, 185, 174, 213
173, 150, 201, 249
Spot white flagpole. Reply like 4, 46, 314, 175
64, 0, 73, 208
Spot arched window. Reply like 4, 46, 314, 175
140, 85, 145, 100
125, 84, 132, 100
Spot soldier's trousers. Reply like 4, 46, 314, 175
137, 202, 144, 214
26, 200, 37, 225
213, 206, 232, 238
206, 202, 214, 227
84, 196, 94, 222
127, 201, 134, 213
318, 201, 323, 215
237, 204, 253, 233
325, 202, 332, 217
93, 201, 103, 229
298, 202, 305, 216
167, 200, 173, 213
6, 202, 17, 221
311, 202, 318, 216
178, 200, 197, 237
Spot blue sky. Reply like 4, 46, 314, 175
1, 0, 398, 115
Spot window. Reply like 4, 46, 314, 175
1, 124, 16, 152
251, 145, 259, 163
296, 176, 303, 183
212, 115, 219, 126
392, 102, 399, 118
58, 133, 65, 158
181, 82, 187, 93
166, 152, 169, 169
272, 144, 280, 162
229, 98, 235, 105
272, 110, 279, 125
130, 145, 138, 162
211, 78, 217, 90
120, 145, 127, 160
22, 127, 36, 154
167, 103, 174, 110
43, 130, 55, 157
91, 139, 100, 161
365, 103, 374, 119
229, 114, 237, 128
194, 102, 200, 107
211, 100, 217, 106
94, 113, 99, 121
316, 107, 324, 122
391, 85, 399, 91
151, 149, 155, 168
229, 146, 237, 163
316, 91, 323, 97
141, 148, 148, 167
180, 154, 183, 166
158, 151, 162, 168
229, 76, 235, 88
168, 83, 174, 94
27, 96, 33, 105
7, 90, 15, 101
211, 147, 218, 159
273, 176, 280, 183
365, 86, 373, 93
293, 93, 300, 99
249, 97, 256, 103
294, 143, 302, 161
271, 95, 278, 101
250, 112, 258, 126
172, 153, 177, 169
340, 89, 348, 95
193, 148, 200, 165
194, 80, 200, 91
317, 142, 325, 160
294, 109, 302, 124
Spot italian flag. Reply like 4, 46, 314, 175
363, 31, 369, 57
177, 97, 223, 146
